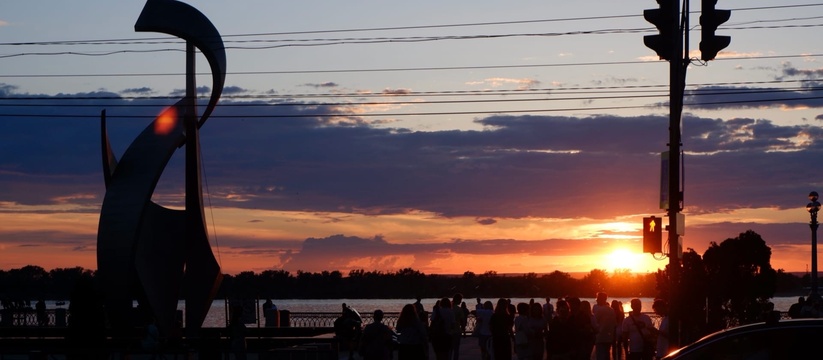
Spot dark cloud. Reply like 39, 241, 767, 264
683, 85, 823, 110
170, 86, 211, 97
302, 82, 339, 88
476, 218, 497, 225
193, 112, 667, 218
684, 117, 817, 153
263, 222, 810, 273
780, 62, 823, 80
121, 87, 153, 94
382, 88, 412, 95
277, 234, 625, 273
683, 222, 809, 253
222, 86, 248, 95
2, 88, 822, 223
684, 63, 823, 111
590, 76, 639, 86
0, 230, 94, 247
0, 83, 19, 96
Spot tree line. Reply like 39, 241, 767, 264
0, 231, 807, 305
0, 265, 661, 302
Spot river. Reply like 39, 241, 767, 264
37, 296, 800, 328
201, 296, 802, 327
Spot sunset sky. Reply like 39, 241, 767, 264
2, 0, 823, 276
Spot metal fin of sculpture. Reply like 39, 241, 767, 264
100, 110, 118, 188
135, 0, 226, 126
97, 0, 226, 336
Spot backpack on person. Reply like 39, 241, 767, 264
629, 314, 657, 354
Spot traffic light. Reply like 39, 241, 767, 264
643, 0, 678, 61
700, 0, 731, 61
643, 216, 663, 253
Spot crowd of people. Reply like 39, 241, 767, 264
337, 293, 671, 360
787, 295, 822, 319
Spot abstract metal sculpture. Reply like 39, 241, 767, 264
97, 0, 226, 336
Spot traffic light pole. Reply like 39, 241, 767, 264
666, 0, 685, 351
646, 0, 730, 350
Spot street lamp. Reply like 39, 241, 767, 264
807, 191, 821, 301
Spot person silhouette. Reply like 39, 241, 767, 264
621, 298, 654, 360
35, 299, 47, 327
431, 297, 458, 360
66, 275, 106, 360
360, 309, 397, 360
593, 292, 616, 360
335, 303, 363, 360
612, 300, 627, 360
490, 298, 513, 360
652, 299, 670, 360
229, 305, 247, 360
547, 299, 574, 360
788, 296, 805, 318
451, 293, 465, 360
396, 304, 428, 360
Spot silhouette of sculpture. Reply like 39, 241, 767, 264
97, 0, 226, 337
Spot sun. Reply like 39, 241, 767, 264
605, 248, 645, 272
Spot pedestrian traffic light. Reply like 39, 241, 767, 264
700, 0, 731, 61
643, 0, 678, 61
643, 216, 663, 253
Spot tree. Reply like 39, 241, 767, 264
675, 248, 710, 343
703, 230, 777, 327
774, 269, 802, 294
580, 269, 609, 296
4, 265, 48, 301
541, 270, 575, 297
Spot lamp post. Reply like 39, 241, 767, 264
807, 191, 821, 301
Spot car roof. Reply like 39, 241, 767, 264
703, 318, 823, 335
663, 319, 823, 359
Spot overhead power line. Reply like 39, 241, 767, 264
0, 15, 642, 47
0, 79, 818, 104
1, 53, 821, 79
2, 92, 822, 120
0, 106, 652, 118
1, 21, 820, 59
0, 86, 818, 109
2, 2, 821, 47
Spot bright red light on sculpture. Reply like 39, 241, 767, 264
154, 107, 177, 135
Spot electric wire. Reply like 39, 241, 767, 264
0, 3, 820, 120
1, 52, 821, 79
0, 78, 818, 101
1, 3, 822, 60
3, 93, 823, 120
2, 2, 820, 47
0, 21, 819, 59
0, 86, 818, 109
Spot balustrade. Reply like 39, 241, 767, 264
0, 309, 789, 333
